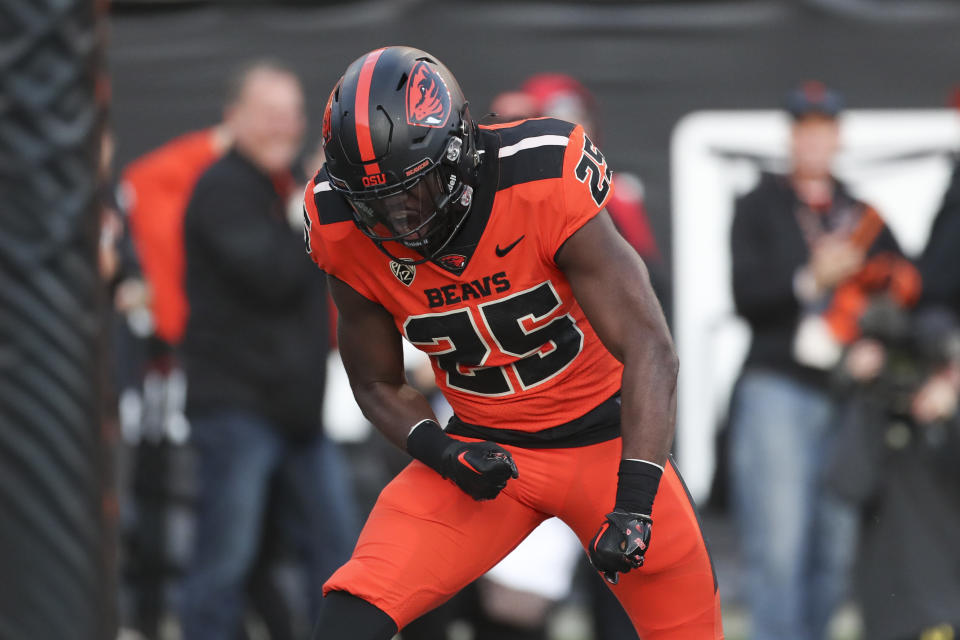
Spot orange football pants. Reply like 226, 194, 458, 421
324, 437, 723, 639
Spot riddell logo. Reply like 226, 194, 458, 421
362, 173, 387, 187
406, 60, 452, 128
405, 158, 431, 177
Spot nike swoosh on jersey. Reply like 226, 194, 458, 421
495, 235, 525, 257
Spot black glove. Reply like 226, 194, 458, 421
438, 439, 519, 500
588, 509, 653, 585
587, 458, 663, 584
406, 419, 518, 501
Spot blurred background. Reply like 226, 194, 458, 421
4, 0, 960, 639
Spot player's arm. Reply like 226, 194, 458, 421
557, 210, 677, 583
557, 210, 677, 465
328, 273, 434, 449
329, 274, 518, 500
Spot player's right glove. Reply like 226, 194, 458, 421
406, 419, 518, 501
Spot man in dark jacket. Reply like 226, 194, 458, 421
178, 61, 357, 640
919, 157, 960, 317
728, 83, 904, 640
840, 154, 960, 640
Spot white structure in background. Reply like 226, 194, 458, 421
324, 340, 452, 442
672, 109, 960, 504
323, 349, 370, 442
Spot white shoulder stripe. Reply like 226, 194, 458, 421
498, 134, 570, 158
313, 181, 331, 193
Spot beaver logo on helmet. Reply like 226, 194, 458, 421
322, 81, 338, 145
406, 60, 451, 128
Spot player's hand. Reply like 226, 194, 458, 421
406, 419, 518, 501
588, 509, 653, 585
440, 440, 519, 501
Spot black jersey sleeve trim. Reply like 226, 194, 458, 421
444, 391, 621, 448
491, 118, 576, 191
497, 145, 567, 191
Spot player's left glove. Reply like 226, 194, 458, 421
588, 458, 663, 585
589, 510, 653, 585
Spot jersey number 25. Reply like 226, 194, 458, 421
404, 282, 585, 396
575, 134, 613, 207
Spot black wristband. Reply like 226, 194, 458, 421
615, 459, 663, 516
406, 419, 452, 476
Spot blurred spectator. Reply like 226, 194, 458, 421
121, 122, 232, 349
522, 74, 662, 268
488, 90, 537, 123
99, 126, 151, 384
826, 139, 960, 639
728, 82, 906, 640
830, 303, 960, 640
97, 124, 147, 640
178, 60, 357, 640
117, 95, 231, 639
100, 128, 149, 315
918, 149, 960, 318
97, 124, 148, 480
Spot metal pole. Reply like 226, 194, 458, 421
0, 0, 110, 638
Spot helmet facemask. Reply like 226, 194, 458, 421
332, 111, 479, 265
344, 164, 464, 254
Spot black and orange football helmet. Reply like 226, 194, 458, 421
323, 46, 481, 264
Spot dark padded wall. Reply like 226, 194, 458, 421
0, 0, 110, 638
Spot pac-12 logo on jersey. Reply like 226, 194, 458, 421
406, 61, 451, 128
390, 260, 416, 286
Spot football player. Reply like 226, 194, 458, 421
305, 46, 722, 639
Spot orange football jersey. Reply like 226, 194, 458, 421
303, 118, 623, 432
